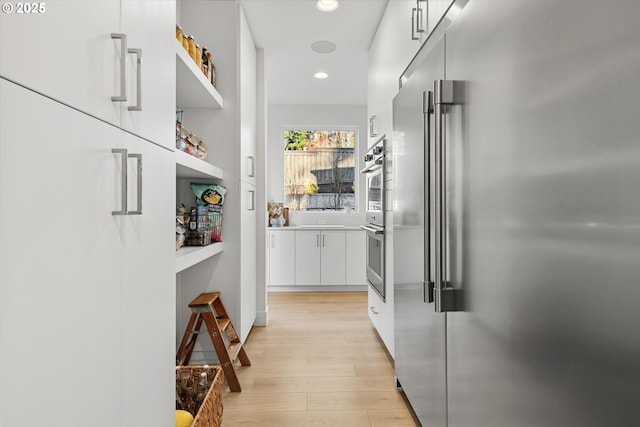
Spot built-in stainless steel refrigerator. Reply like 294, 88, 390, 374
393, 1, 640, 426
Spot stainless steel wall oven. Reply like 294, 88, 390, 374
360, 136, 387, 301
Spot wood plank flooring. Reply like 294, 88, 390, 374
220, 291, 417, 427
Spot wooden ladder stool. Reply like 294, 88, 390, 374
176, 292, 251, 392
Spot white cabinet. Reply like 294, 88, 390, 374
0, 0, 175, 149
239, 180, 257, 340
239, 8, 258, 185
320, 231, 347, 285
295, 230, 322, 286
368, 0, 453, 145
268, 230, 295, 286
295, 230, 346, 286
346, 230, 367, 285
119, 0, 175, 147
268, 229, 365, 288
0, 79, 174, 427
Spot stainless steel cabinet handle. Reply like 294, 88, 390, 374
369, 116, 378, 137
322, 235, 325, 248
433, 79, 463, 313
111, 33, 127, 102
416, 0, 426, 33
127, 48, 142, 111
127, 153, 142, 215
248, 190, 255, 211
248, 156, 255, 178
370, 306, 379, 315
316, 234, 320, 248
271, 234, 275, 248
424, 90, 434, 303
411, 8, 419, 41
112, 148, 128, 215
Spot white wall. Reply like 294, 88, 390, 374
267, 104, 367, 226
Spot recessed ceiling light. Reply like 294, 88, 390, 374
316, 0, 339, 12
311, 40, 337, 54
314, 72, 329, 80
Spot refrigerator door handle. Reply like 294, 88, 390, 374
433, 79, 464, 313
424, 90, 435, 303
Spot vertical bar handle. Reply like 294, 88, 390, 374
248, 190, 256, 211
316, 234, 320, 248
111, 33, 127, 102
424, 90, 434, 303
369, 116, 378, 137
127, 48, 142, 111
411, 8, 419, 41
322, 234, 325, 248
112, 148, 128, 215
416, 0, 426, 33
127, 153, 142, 215
271, 234, 275, 248
248, 156, 255, 178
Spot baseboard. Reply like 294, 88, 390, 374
268, 285, 367, 292
254, 308, 268, 326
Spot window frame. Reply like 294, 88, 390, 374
281, 125, 360, 214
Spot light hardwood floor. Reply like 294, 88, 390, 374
220, 291, 418, 427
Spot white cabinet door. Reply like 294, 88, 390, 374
295, 230, 321, 286
320, 231, 346, 285
268, 230, 295, 286
346, 230, 367, 285
120, 0, 175, 148
239, 6, 257, 185
0, 1, 121, 126
0, 80, 122, 427
240, 181, 257, 341
120, 132, 174, 427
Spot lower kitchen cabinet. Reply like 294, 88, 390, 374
296, 230, 346, 286
268, 229, 295, 286
267, 229, 365, 288
0, 79, 174, 427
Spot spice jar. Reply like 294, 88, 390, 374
182, 32, 189, 52
201, 46, 210, 78
207, 52, 217, 87
175, 25, 183, 45
195, 44, 202, 69
187, 35, 197, 63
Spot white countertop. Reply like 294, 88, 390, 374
268, 225, 362, 231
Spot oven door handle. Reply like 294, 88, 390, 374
360, 224, 384, 235
360, 164, 381, 174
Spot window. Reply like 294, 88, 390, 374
283, 129, 357, 212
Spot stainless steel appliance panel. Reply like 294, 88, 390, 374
443, 1, 640, 426
393, 37, 446, 427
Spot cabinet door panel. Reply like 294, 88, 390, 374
295, 230, 321, 286
120, 132, 174, 427
240, 181, 257, 341
0, 1, 121, 126
0, 80, 122, 427
269, 231, 295, 286
320, 231, 346, 285
120, 0, 175, 147
346, 230, 366, 285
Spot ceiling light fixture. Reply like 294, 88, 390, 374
311, 40, 337, 54
316, 0, 339, 12
314, 72, 329, 80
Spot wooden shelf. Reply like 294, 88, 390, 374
176, 40, 223, 109
176, 242, 224, 273
175, 150, 223, 180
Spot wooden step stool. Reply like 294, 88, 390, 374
176, 292, 251, 392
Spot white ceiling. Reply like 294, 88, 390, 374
239, 0, 389, 105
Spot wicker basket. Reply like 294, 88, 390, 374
176, 365, 224, 427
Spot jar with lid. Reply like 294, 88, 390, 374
207, 52, 217, 87
175, 25, 183, 45
201, 46, 210, 79
182, 32, 189, 52
187, 35, 197, 63
195, 44, 202, 69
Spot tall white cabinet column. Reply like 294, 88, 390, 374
0, 1, 176, 425
177, 0, 258, 364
